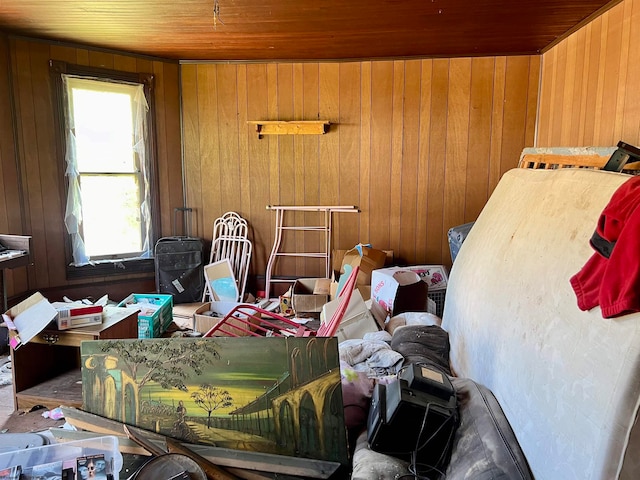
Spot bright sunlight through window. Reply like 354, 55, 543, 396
64, 76, 149, 261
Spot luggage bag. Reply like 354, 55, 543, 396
154, 208, 204, 304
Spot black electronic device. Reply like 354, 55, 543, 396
603, 141, 640, 172
367, 364, 458, 468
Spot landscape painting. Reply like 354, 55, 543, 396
80, 336, 348, 465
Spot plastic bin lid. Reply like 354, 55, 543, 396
0, 433, 49, 454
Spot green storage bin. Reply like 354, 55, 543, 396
118, 293, 173, 338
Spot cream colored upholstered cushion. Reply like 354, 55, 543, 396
442, 168, 640, 480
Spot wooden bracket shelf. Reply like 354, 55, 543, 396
248, 120, 330, 139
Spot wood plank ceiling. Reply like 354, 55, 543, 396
0, 0, 620, 61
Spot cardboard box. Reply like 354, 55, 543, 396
333, 248, 395, 277
51, 302, 103, 330
338, 245, 389, 286
370, 267, 430, 327
291, 278, 330, 314
404, 265, 449, 291
279, 294, 294, 316
194, 301, 261, 336
399, 265, 449, 317
2, 292, 58, 349
172, 302, 209, 330
321, 289, 379, 342
55, 312, 103, 330
330, 278, 371, 302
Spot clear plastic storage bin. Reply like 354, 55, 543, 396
0, 435, 122, 478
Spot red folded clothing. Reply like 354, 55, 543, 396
570, 176, 640, 318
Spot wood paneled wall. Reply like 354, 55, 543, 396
0, 36, 182, 302
0, 33, 28, 299
537, 0, 640, 147
182, 56, 540, 285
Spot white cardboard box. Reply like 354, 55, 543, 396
2, 292, 58, 349
370, 267, 430, 326
51, 301, 104, 330
404, 264, 449, 291
321, 289, 379, 342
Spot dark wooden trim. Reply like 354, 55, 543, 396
49, 59, 73, 267
49, 60, 161, 280
7, 32, 178, 64
66, 258, 155, 279
140, 71, 162, 249
7, 275, 156, 307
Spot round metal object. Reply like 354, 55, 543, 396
132, 453, 207, 480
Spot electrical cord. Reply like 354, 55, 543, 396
367, 363, 458, 479
396, 401, 457, 480
393, 364, 459, 480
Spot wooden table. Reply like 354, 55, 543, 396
11, 307, 138, 411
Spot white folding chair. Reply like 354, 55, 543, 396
203, 212, 252, 302
212, 212, 248, 245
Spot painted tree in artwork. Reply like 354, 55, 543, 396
191, 384, 234, 428
100, 338, 221, 391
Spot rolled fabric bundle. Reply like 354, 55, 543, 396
390, 325, 452, 374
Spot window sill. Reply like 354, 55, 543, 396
66, 258, 155, 280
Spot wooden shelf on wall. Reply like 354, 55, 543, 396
247, 120, 330, 139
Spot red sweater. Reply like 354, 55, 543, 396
570, 175, 640, 318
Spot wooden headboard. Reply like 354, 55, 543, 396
518, 146, 640, 172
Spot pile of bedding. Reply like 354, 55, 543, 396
340, 324, 534, 480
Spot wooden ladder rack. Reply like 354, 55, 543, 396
264, 205, 359, 299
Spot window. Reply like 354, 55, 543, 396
51, 62, 159, 278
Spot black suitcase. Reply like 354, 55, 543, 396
154, 208, 205, 304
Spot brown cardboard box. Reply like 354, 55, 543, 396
193, 301, 261, 336
291, 278, 330, 314
337, 245, 391, 287
172, 302, 209, 330
333, 248, 394, 278
330, 280, 371, 303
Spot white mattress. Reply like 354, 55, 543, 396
442, 168, 640, 480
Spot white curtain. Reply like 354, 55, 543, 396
62, 74, 151, 265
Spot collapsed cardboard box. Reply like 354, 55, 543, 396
321, 289, 379, 342
370, 267, 430, 327
291, 278, 331, 314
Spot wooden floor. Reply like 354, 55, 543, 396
0, 353, 13, 422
